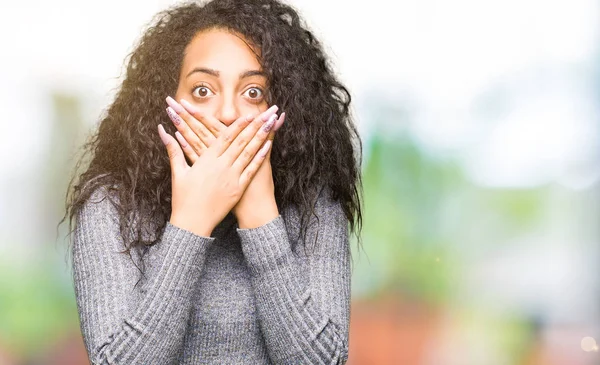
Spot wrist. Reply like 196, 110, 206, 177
169, 214, 214, 237
235, 199, 279, 229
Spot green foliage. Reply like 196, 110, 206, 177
0, 247, 78, 357
353, 130, 546, 305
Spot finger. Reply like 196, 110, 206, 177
175, 131, 199, 165
158, 124, 188, 176
166, 106, 208, 156
221, 105, 278, 166
230, 113, 277, 173
265, 138, 274, 160
239, 140, 272, 187
273, 112, 286, 132
166, 97, 212, 152
179, 98, 225, 137
210, 113, 256, 157
267, 112, 286, 141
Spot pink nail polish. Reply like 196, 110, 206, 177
180, 98, 199, 114
166, 107, 182, 125
158, 124, 169, 145
263, 114, 277, 132
274, 112, 285, 132
258, 140, 272, 157
175, 131, 188, 148
261, 105, 279, 122
166, 96, 185, 114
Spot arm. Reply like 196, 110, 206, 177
236, 187, 351, 364
72, 186, 215, 364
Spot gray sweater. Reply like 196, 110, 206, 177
71, 185, 351, 364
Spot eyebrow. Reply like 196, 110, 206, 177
185, 67, 267, 80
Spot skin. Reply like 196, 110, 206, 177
63, 1, 363, 271
165, 29, 283, 232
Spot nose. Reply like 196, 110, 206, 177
216, 95, 239, 127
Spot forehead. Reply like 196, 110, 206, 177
181, 29, 262, 73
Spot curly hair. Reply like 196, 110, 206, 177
61, 0, 363, 270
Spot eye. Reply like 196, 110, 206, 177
192, 84, 215, 98
243, 87, 263, 100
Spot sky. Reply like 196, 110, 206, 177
0, 0, 598, 188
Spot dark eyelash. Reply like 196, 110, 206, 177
246, 86, 265, 96
191, 83, 211, 93
190, 84, 265, 100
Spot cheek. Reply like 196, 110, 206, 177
243, 100, 268, 114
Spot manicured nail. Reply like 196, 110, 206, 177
175, 131, 188, 148
158, 124, 169, 145
166, 96, 185, 114
258, 140, 272, 157
166, 107, 182, 126
180, 98, 199, 114
261, 105, 279, 122
263, 114, 277, 132
273, 112, 285, 132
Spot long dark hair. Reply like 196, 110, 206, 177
61, 0, 363, 269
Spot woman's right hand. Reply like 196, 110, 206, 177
157, 105, 280, 237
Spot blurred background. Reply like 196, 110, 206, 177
0, 0, 598, 364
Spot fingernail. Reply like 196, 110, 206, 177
274, 112, 285, 132
166, 107, 182, 126
166, 96, 185, 114
158, 124, 169, 145
180, 98, 199, 114
261, 105, 279, 122
258, 140, 272, 157
175, 131, 188, 148
263, 114, 277, 132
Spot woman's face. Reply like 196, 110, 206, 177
174, 29, 269, 126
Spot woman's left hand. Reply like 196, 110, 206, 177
165, 96, 286, 228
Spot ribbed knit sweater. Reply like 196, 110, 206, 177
71, 185, 351, 364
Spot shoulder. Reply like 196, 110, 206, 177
314, 185, 344, 215
73, 184, 127, 255
280, 185, 347, 238
78, 184, 122, 226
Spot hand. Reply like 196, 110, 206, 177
164, 97, 285, 164
157, 105, 279, 237
165, 96, 285, 227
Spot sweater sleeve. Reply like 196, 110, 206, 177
236, 187, 351, 364
72, 186, 215, 365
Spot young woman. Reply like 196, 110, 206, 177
64, 0, 362, 363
